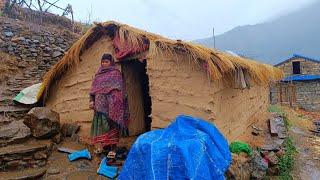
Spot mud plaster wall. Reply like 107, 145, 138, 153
46, 36, 145, 137
147, 58, 269, 141
46, 36, 269, 141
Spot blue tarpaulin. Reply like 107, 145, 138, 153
119, 115, 232, 180
282, 74, 320, 82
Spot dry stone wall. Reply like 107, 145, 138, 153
0, 16, 78, 103
276, 58, 320, 76
295, 81, 320, 111
270, 81, 320, 111
0, 16, 78, 146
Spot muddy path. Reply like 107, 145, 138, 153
282, 108, 320, 180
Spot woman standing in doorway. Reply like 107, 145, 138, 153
89, 54, 129, 149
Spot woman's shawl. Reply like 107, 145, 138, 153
90, 66, 128, 128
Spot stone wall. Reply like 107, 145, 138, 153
270, 81, 320, 111
0, 16, 78, 136
295, 81, 320, 111
276, 58, 320, 76
0, 16, 78, 100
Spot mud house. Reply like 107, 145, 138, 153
38, 21, 283, 141
270, 54, 320, 111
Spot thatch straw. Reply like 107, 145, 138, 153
39, 21, 283, 100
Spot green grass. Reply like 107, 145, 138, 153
278, 137, 297, 180
268, 105, 283, 114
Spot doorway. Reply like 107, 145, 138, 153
121, 60, 152, 136
279, 83, 296, 107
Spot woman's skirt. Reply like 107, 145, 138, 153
91, 112, 128, 146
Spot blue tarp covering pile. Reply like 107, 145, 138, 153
282, 74, 320, 82
119, 115, 232, 180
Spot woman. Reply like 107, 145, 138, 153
89, 54, 129, 148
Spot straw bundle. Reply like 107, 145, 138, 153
39, 21, 283, 100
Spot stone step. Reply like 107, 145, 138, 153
0, 141, 51, 171
0, 120, 31, 147
0, 167, 47, 179
0, 106, 30, 113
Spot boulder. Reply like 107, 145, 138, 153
24, 107, 60, 139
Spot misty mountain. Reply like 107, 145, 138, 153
195, 1, 320, 65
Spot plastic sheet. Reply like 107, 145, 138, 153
119, 115, 231, 180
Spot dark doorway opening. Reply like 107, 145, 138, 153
292, 61, 301, 74
121, 60, 152, 135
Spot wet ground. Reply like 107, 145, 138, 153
282, 107, 320, 180
0, 139, 110, 180
291, 127, 320, 180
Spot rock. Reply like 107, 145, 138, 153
0, 127, 19, 139
17, 61, 28, 68
252, 152, 268, 171
61, 123, 80, 137
225, 153, 252, 179
30, 160, 46, 167
52, 51, 62, 58
252, 128, 260, 136
33, 40, 40, 44
7, 160, 24, 168
56, 38, 64, 43
53, 46, 64, 52
22, 155, 33, 161
2, 168, 47, 180
264, 151, 278, 165
7, 46, 14, 51
43, 53, 50, 57
44, 46, 52, 52
29, 48, 38, 53
20, 54, 27, 59
33, 151, 47, 160
251, 170, 266, 180
23, 107, 60, 139
52, 133, 62, 144
48, 37, 55, 42
276, 148, 285, 157
0, 120, 31, 146
4, 31, 14, 37
3, 155, 22, 161
251, 152, 268, 179
11, 37, 26, 42
32, 53, 38, 57
71, 134, 80, 142
47, 168, 60, 175
267, 165, 280, 176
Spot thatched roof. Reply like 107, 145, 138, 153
39, 21, 283, 99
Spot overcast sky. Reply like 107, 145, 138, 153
52, 0, 317, 40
